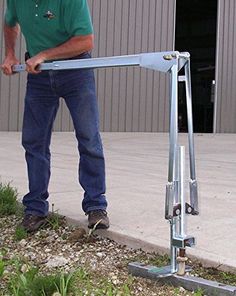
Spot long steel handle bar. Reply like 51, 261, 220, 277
13, 54, 141, 72
12, 51, 186, 74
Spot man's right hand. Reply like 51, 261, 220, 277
1, 55, 20, 75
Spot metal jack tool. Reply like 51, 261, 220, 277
129, 51, 199, 278
13, 52, 236, 295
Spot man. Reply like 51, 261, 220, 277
1, 0, 109, 232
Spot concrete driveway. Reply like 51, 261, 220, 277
0, 132, 236, 272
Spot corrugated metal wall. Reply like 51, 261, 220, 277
214, 0, 236, 133
0, 0, 176, 132
0, 0, 26, 131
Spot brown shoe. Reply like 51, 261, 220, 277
20, 214, 48, 233
87, 210, 109, 229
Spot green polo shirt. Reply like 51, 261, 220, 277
5, 0, 93, 57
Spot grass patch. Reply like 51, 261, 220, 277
46, 204, 66, 231
73, 268, 133, 296
0, 259, 5, 277
192, 262, 236, 286
14, 226, 28, 241
0, 182, 18, 217
148, 254, 170, 267
193, 289, 205, 296
128, 252, 170, 268
8, 266, 76, 296
174, 287, 204, 296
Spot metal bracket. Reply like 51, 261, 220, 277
172, 235, 195, 248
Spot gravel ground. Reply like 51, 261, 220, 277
0, 214, 201, 296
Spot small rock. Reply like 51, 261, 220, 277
3, 270, 9, 276
138, 287, 143, 291
179, 286, 186, 293
20, 264, 29, 273
45, 256, 68, 268
96, 252, 104, 258
19, 239, 27, 247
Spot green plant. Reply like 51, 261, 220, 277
8, 256, 24, 273
55, 272, 75, 296
29, 274, 61, 296
14, 226, 28, 241
15, 202, 25, 218
193, 288, 204, 296
46, 204, 65, 230
0, 259, 5, 277
219, 271, 236, 284
8, 265, 79, 296
72, 268, 133, 296
0, 182, 18, 216
149, 254, 170, 267
11, 284, 20, 296
75, 268, 89, 281
9, 266, 39, 295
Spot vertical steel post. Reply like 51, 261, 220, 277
184, 60, 199, 214
168, 63, 179, 273
179, 146, 186, 237
168, 63, 179, 184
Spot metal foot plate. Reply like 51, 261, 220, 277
128, 262, 236, 296
128, 262, 191, 278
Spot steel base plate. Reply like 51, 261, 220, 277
128, 262, 236, 296
128, 262, 191, 279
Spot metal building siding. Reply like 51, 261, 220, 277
0, 0, 26, 131
215, 0, 236, 133
0, 0, 176, 132
90, 0, 176, 132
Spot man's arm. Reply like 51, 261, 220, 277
26, 34, 94, 74
1, 23, 20, 75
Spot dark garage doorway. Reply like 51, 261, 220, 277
175, 0, 218, 132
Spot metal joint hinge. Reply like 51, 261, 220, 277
172, 235, 195, 248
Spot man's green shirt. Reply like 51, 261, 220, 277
5, 0, 93, 57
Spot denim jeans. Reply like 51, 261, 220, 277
22, 52, 107, 217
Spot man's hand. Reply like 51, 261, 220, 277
1, 54, 20, 75
26, 53, 46, 74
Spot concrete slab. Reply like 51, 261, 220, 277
0, 132, 236, 272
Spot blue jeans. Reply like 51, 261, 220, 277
22, 53, 107, 217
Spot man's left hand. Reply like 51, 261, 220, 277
26, 53, 46, 74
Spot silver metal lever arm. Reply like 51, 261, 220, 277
12, 51, 180, 74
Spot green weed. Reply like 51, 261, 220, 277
46, 204, 65, 230
14, 226, 28, 241
73, 268, 133, 296
8, 264, 78, 296
218, 271, 236, 284
0, 259, 5, 277
149, 253, 170, 267
0, 182, 18, 216
55, 272, 75, 296
193, 288, 204, 296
